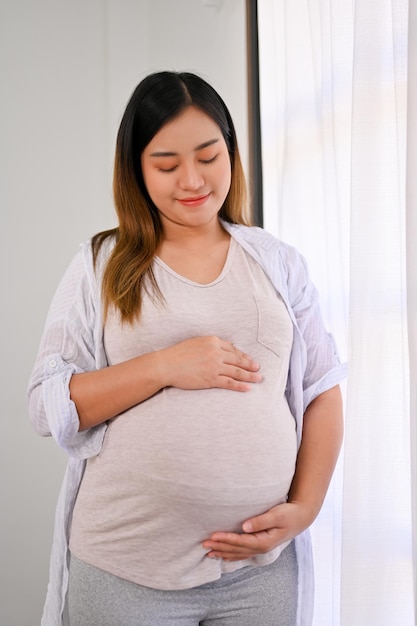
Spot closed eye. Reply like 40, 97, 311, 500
159, 155, 218, 171
200, 155, 218, 164
159, 165, 178, 173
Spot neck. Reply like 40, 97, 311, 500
160, 217, 227, 248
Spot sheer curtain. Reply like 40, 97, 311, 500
257, 1, 415, 625
407, 0, 417, 615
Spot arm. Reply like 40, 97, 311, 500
71, 336, 262, 431
287, 384, 343, 519
202, 384, 343, 560
28, 244, 262, 452
27, 246, 107, 457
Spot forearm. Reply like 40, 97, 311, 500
70, 336, 261, 432
70, 350, 165, 431
288, 384, 344, 521
201, 386, 343, 560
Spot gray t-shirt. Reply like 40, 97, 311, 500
69, 238, 297, 590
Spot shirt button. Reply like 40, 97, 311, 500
49, 359, 57, 368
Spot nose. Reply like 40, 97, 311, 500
178, 162, 204, 191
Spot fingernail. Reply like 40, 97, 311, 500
242, 522, 252, 532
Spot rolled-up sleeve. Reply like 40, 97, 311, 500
283, 245, 347, 411
27, 246, 107, 459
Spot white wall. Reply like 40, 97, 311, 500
0, 1, 248, 623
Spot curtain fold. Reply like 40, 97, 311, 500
406, 0, 417, 613
257, 1, 415, 624
341, 2, 413, 624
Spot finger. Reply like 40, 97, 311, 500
220, 365, 262, 384
222, 342, 260, 372
242, 505, 285, 533
220, 379, 253, 392
215, 372, 262, 392
204, 536, 268, 559
204, 542, 256, 559
203, 532, 261, 551
204, 528, 284, 558
206, 543, 255, 557
205, 531, 253, 545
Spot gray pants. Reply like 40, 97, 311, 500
67, 543, 298, 626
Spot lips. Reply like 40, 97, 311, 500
176, 193, 211, 207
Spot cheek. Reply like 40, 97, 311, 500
142, 170, 166, 204
217, 161, 232, 196
142, 159, 164, 199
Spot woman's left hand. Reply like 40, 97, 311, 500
202, 501, 314, 561
203, 387, 344, 561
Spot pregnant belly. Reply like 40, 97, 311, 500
92, 386, 297, 502
76, 392, 296, 532
70, 468, 291, 589
78, 464, 292, 534
69, 389, 297, 589
72, 386, 296, 556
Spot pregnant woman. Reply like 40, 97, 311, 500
28, 71, 346, 626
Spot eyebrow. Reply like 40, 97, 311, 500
149, 138, 220, 158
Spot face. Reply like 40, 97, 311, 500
141, 106, 232, 233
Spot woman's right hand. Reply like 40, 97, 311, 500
72, 337, 261, 431
159, 336, 262, 392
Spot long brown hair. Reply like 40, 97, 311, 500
92, 71, 250, 323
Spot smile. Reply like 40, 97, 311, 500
176, 193, 211, 207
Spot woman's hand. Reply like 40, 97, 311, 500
202, 386, 344, 562
159, 336, 262, 392
72, 336, 261, 430
202, 501, 314, 561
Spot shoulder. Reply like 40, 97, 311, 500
77, 234, 116, 285
223, 221, 315, 312
223, 222, 307, 277
51, 236, 115, 309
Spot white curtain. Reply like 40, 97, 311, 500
257, 1, 415, 624
407, 0, 417, 614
